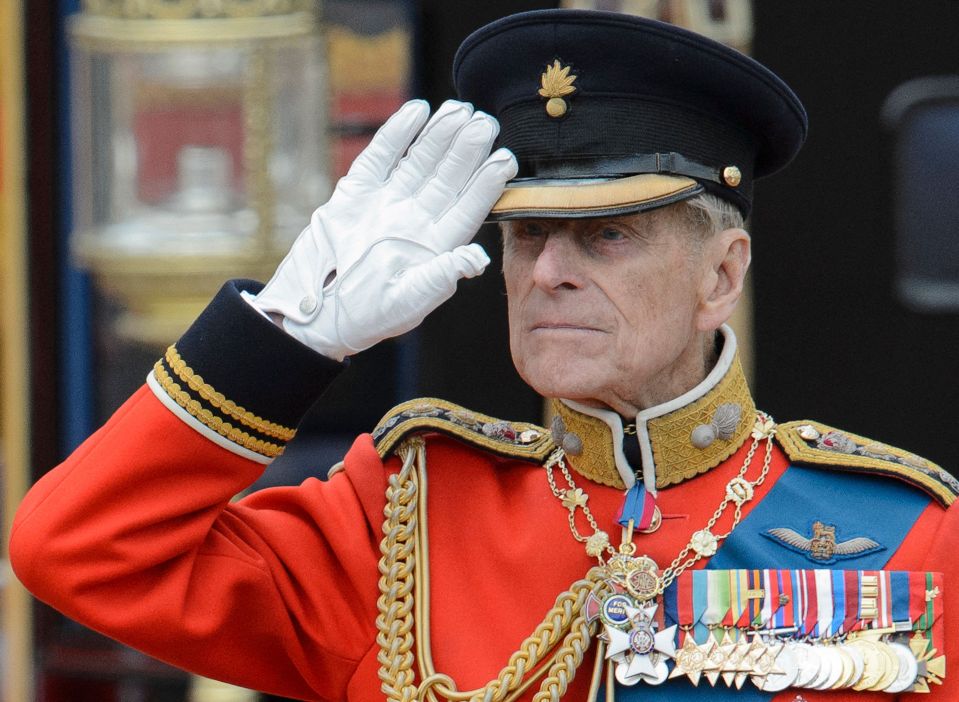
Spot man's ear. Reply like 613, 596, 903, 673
696, 227, 751, 332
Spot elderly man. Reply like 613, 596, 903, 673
11, 9, 958, 702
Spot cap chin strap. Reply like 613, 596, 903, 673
516, 152, 733, 186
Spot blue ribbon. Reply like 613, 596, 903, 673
891, 571, 910, 624
831, 570, 846, 636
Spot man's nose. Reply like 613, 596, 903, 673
531, 232, 584, 291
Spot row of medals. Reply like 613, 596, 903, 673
587, 555, 940, 694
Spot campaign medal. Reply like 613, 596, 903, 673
790, 642, 822, 688
754, 640, 799, 692
884, 641, 920, 693
668, 632, 719, 686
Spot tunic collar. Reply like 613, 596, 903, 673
550, 325, 755, 492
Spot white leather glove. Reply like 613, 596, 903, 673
252, 99, 517, 361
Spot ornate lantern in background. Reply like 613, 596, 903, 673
69, 0, 329, 345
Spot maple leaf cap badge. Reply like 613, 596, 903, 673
539, 59, 577, 118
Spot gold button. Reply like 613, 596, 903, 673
545, 97, 568, 118
722, 165, 742, 187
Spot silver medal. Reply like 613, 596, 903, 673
883, 641, 919, 693
755, 641, 800, 692
792, 643, 823, 688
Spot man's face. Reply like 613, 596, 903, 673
502, 208, 712, 415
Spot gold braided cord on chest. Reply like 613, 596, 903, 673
375, 439, 610, 702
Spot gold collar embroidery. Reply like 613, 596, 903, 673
550, 325, 756, 491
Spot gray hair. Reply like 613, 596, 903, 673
678, 192, 746, 240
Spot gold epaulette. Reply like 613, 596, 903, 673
777, 420, 959, 507
371, 397, 555, 462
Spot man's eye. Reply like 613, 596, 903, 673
523, 223, 547, 237
600, 227, 626, 241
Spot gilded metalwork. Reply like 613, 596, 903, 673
722, 165, 742, 187
778, 420, 958, 506
374, 439, 612, 702
165, 344, 295, 441
668, 635, 719, 685
372, 398, 552, 461
538, 59, 577, 118
152, 360, 284, 458
492, 173, 699, 219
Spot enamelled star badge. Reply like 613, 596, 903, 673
584, 555, 678, 686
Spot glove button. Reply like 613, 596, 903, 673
299, 294, 318, 316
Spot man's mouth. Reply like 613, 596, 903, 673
530, 322, 606, 333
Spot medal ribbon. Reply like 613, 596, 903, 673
616, 483, 657, 531
802, 570, 819, 637
725, 570, 744, 629
736, 570, 753, 628
761, 569, 777, 629
692, 570, 710, 642
930, 572, 945, 650
777, 570, 795, 630
878, 570, 892, 629
792, 570, 806, 635
830, 570, 846, 637
890, 571, 910, 627
844, 569, 861, 632
703, 569, 730, 642
678, 571, 694, 630
747, 569, 763, 628
815, 569, 833, 638
858, 570, 878, 629
909, 571, 929, 631
663, 580, 680, 629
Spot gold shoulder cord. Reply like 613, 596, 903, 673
376, 438, 612, 702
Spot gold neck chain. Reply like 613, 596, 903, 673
374, 414, 776, 702
544, 412, 777, 596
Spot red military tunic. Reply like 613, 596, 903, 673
10, 281, 959, 701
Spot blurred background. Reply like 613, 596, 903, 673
2, 1, 959, 700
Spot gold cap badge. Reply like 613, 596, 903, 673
538, 59, 577, 118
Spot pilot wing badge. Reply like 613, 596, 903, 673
764, 521, 883, 565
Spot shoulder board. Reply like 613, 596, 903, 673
777, 420, 959, 507
371, 397, 555, 462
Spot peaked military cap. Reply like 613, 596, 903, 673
453, 9, 808, 218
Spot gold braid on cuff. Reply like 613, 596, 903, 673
164, 345, 296, 442
153, 360, 286, 459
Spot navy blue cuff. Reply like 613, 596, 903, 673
150, 280, 343, 459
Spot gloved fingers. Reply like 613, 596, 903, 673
389, 100, 474, 195
448, 242, 491, 278
415, 112, 499, 219
400, 243, 491, 304
344, 100, 430, 185
433, 148, 518, 248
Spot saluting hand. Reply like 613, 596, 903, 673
252, 99, 517, 361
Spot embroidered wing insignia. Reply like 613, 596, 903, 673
833, 536, 883, 556
763, 521, 883, 565
765, 527, 812, 551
